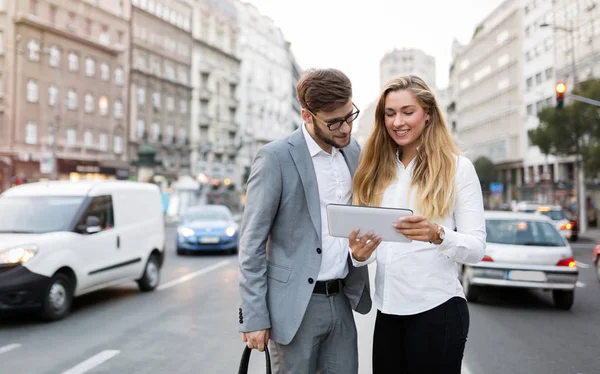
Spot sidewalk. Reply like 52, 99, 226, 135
578, 227, 600, 243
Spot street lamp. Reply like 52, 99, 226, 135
540, 22, 587, 233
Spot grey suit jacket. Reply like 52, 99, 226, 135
238, 128, 372, 345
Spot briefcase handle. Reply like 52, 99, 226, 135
238, 345, 272, 374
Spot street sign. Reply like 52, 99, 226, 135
40, 153, 54, 174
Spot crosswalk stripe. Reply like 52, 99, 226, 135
60, 350, 120, 374
576, 281, 586, 288
0, 344, 21, 355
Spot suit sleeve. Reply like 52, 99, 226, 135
238, 147, 283, 333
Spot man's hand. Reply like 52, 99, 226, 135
394, 215, 437, 242
349, 229, 382, 262
242, 329, 270, 352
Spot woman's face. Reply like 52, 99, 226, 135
383, 90, 430, 151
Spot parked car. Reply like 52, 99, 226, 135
176, 205, 239, 255
594, 245, 600, 283
460, 211, 578, 310
0, 181, 166, 320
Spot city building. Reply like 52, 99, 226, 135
287, 41, 303, 132
235, 1, 295, 188
190, 0, 242, 190
0, 0, 131, 192
129, 0, 193, 184
448, 0, 525, 201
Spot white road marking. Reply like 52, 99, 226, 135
576, 281, 586, 288
462, 362, 472, 374
0, 344, 21, 355
60, 350, 120, 374
576, 261, 590, 269
157, 259, 231, 291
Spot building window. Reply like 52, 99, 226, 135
148, 0, 155, 13
84, 131, 93, 148
29, 0, 38, 14
25, 121, 37, 144
67, 89, 77, 110
84, 93, 94, 113
166, 124, 174, 141
178, 128, 186, 144
165, 63, 175, 80
178, 67, 188, 83
535, 73, 542, 85
67, 11, 76, 31
180, 99, 187, 114
526, 77, 533, 90
167, 96, 174, 112
28, 39, 40, 61
99, 96, 108, 116
85, 58, 95, 77
100, 63, 110, 81
136, 120, 145, 139
99, 25, 110, 45
49, 46, 60, 67
117, 31, 124, 46
114, 100, 123, 119
67, 129, 77, 147
114, 67, 124, 86
48, 85, 58, 106
137, 87, 145, 105
27, 80, 39, 102
152, 92, 160, 109
114, 135, 123, 154
68, 52, 78, 71
151, 122, 160, 141
545, 67, 553, 80
99, 133, 108, 151
527, 104, 533, 116
85, 18, 92, 36
49, 5, 56, 24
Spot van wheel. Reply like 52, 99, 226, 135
553, 290, 574, 310
40, 273, 74, 321
137, 254, 161, 292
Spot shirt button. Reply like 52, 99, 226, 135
308, 278, 314, 284
316, 248, 322, 254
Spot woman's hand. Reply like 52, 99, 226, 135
394, 215, 438, 242
349, 229, 382, 262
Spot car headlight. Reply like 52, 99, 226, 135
0, 245, 38, 265
178, 227, 195, 237
225, 227, 236, 237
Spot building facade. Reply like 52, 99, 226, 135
449, 0, 525, 200
0, 0, 131, 192
235, 1, 294, 187
129, 0, 193, 184
190, 0, 242, 190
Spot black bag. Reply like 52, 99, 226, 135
238, 345, 272, 374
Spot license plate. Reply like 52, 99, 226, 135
506, 270, 547, 282
199, 236, 220, 244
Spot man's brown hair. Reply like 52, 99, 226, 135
296, 68, 352, 113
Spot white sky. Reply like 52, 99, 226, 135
245, 0, 505, 107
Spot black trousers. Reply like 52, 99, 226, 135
372, 297, 470, 374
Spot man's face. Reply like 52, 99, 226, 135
303, 99, 355, 151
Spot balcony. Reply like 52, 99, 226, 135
228, 97, 239, 108
199, 87, 211, 100
198, 114, 212, 127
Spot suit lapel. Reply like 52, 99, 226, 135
340, 145, 358, 177
288, 129, 322, 243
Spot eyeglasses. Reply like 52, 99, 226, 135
306, 102, 360, 131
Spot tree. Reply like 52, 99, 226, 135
474, 156, 497, 191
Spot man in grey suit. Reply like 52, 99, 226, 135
238, 68, 376, 373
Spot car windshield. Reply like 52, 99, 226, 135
184, 208, 231, 222
486, 219, 566, 247
0, 196, 85, 234
538, 210, 565, 221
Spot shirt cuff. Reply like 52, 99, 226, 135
348, 247, 375, 267
436, 225, 460, 260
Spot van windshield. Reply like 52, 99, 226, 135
0, 196, 85, 234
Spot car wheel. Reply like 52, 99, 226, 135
229, 247, 238, 255
460, 266, 480, 302
595, 259, 600, 283
552, 290, 574, 310
570, 234, 578, 242
40, 272, 74, 321
137, 254, 161, 292
176, 248, 186, 255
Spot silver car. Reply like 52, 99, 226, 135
460, 211, 579, 310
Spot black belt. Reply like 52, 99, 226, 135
313, 279, 344, 296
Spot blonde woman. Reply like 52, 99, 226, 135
349, 75, 486, 374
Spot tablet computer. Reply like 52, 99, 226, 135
326, 203, 414, 243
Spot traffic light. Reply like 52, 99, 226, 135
555, 82, 566, 109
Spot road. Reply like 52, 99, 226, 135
1, 227, 598, 374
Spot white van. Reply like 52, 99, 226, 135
0, 180, 165, 320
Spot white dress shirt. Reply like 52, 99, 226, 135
352, 155, 486, 315
302, 124, 352, 281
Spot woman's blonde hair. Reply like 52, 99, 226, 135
352, 75, 461, 220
